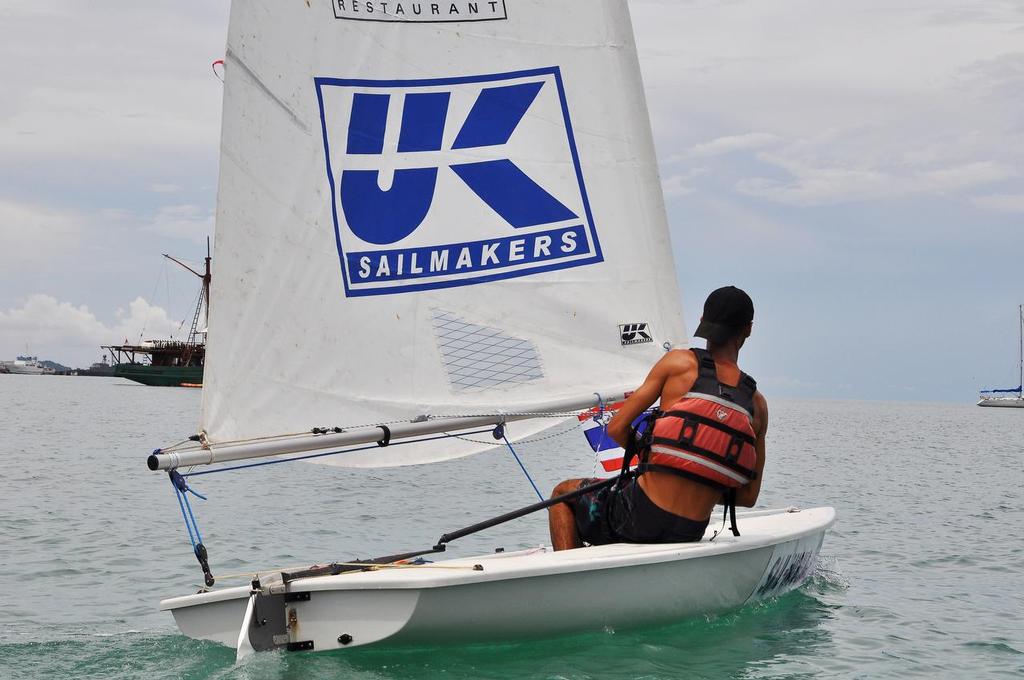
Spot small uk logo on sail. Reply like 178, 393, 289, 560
619, 323, 653, 346
315, 68, 603, 296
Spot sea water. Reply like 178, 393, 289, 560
1, 375, 1021, 679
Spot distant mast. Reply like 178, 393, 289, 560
162, 236, 212, 365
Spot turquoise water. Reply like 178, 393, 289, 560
2, 376, 1022, 678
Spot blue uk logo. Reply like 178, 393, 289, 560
315, 67, 603, 296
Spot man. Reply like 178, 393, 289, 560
548, 286, 768, 550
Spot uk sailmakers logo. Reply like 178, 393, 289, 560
315, 68, 603, 296
619, 323, 653, 346
332, 1, 508, 22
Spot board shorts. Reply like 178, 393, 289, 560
572, 477, 710, 545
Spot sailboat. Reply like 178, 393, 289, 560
103, 242, 211, 387
978, 305, 1024, 408
147, 0, 835, 656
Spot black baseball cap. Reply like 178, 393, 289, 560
693, 286, 754, 343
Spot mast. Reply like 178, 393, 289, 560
203, 237, 211, 331
163, 242, 212, 362
1018, 304, 1022, 394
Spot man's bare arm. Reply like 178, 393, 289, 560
606, 351, 696, 448
735, 390, 767, 508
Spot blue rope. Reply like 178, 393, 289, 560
167, 426, 510, 564
182, 428, 496, 477
169, 471, 206, 549
501, 434, 544, 501
180, 490, 204, 545
173, 484, 197, 550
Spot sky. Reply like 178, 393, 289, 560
0, 0, 1021, 401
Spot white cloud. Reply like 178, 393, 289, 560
98, 208, 134, 221
736, 157, 1016, 206
0, 294, 185, 367
737, 165, 890, 206
661, 167, 707, 197
0, 3, 226, 163
672, 193, 798, 246
149, 183, 182, 194
631, 0, 1024, 210
662, 175, 696, 197
973, 193, 1024, 213
143, 204, 215, 243
689, 133, 781, 158
0, 198, 83, 265
917, 161, 1017, 193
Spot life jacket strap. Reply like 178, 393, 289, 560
636, 462, 730, 491
648, 438, 757, 478
619, 409, 660, 478
726, 488, 740, 537
659, 409, 756, 445
689, 347, 758, 415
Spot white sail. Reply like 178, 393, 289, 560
200, 0, 686, 467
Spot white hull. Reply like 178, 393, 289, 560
977, 397, 1024, 408
3, 364, 45, 375
161, 507, 834, 652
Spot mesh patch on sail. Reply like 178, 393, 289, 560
432, 309, 544, 392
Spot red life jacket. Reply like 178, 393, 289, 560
643, 348, 758, 490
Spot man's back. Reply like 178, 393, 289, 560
633, 349, 767, 521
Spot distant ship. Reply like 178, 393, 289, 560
978, 304, 1024, 408
104, 242, 210, 388
74, 355, 115, 377
1, 356, 49, 375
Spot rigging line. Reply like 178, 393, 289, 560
157, 438, 197, 453
447, 417, 584, 445
139, 260, 165, 344
501, 434, 544, 502
182, 428, 497, 477
590, 403, 612, 478
305, 562, 477, 572
179, 285, 203, 334
589, 392, 607, 478
164, 258, 173, 335
448, 413, 585, 446
428, 411, 582, 419
708, 503, 730, 543
212, 561, 476, 581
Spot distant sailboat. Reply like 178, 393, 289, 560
978, 305, 1024, 408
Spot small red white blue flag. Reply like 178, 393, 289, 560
578, 399, 649, 475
